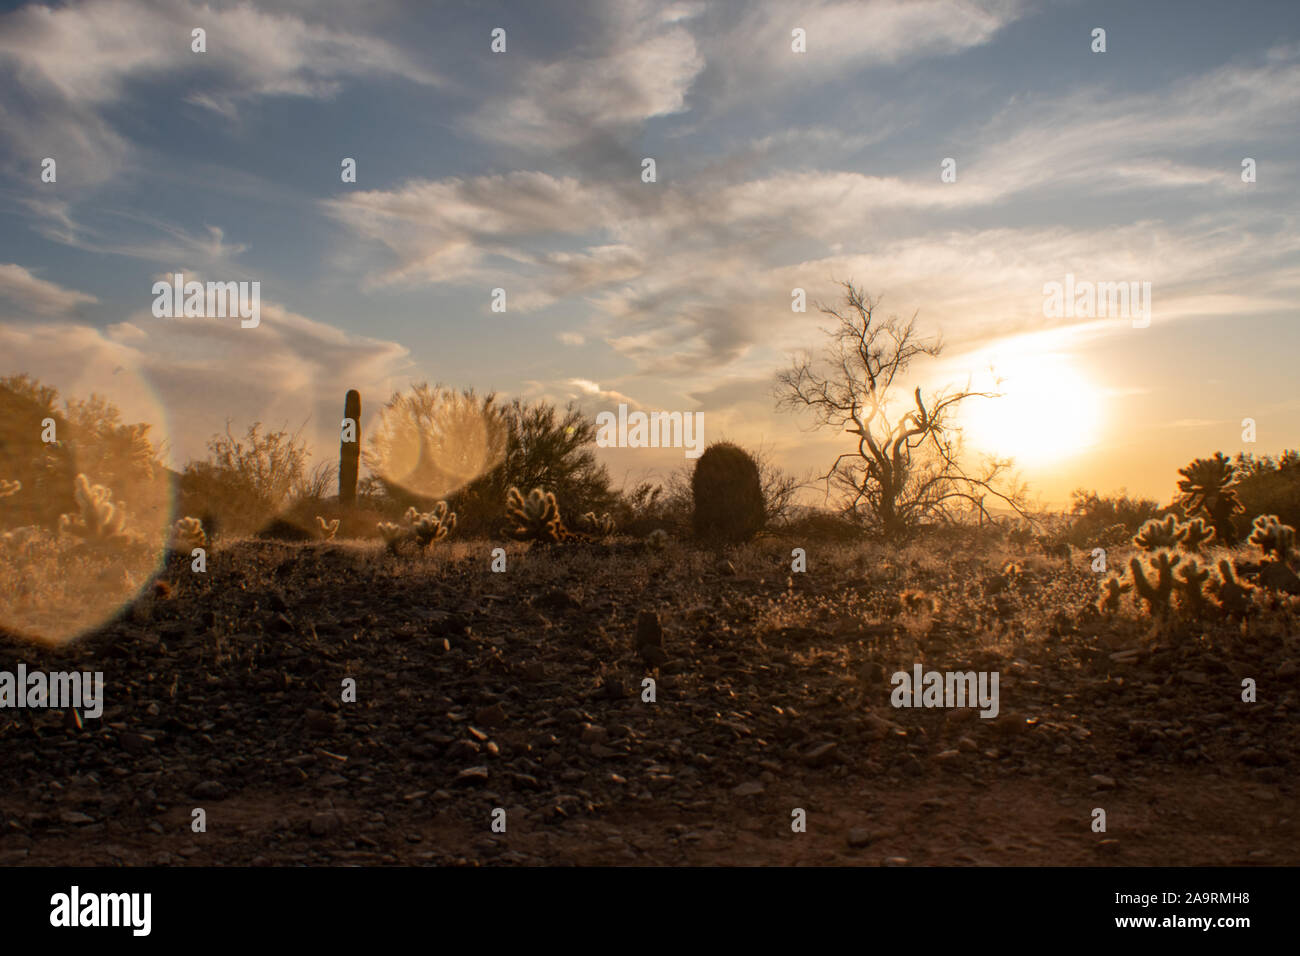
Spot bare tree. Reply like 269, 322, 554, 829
775, 281, 1028, 539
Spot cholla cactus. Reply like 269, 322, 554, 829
59, 474, 129, 541
646, 528, 669, 551
410, 501, 456, 550
1175, 558, 1212, 615
315, 516, 340, 541
173, 516, 207, 550
1129, 551, 1180, 615
1097, 575, 1132, 614
580, 511, 616, 537
505, 487, 565, 543
1248, 515, 1294, 563
377, 521, 408, 554
1209, 559, 1253, 617
1176, 453, 1243, 544
1134, 515, 1183, 552
1179, 517, 1216, 552
0, 479, 20, 498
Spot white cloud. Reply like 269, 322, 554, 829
0, 263, 98, 316
0, 0, 442, 183
0, 293, 412, 469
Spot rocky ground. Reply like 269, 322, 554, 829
1, 535, 1296, 866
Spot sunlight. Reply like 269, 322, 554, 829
960, 352, 1104, 467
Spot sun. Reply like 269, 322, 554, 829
960, 353, 1103, 467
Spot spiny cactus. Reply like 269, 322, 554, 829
339, 389, 361, 509
646, 528, 669, 551
1134, 515, 1183, 552
409, 501, 456, 550
1209, 559, 1253, 616
0, 478, 20, 498
505, 487, 565, 544
59, 474, 129, 541
1179, 517, 1216, 552
316, 516, 340, 541
1176, 453, 1242, 544
1097, 575, 1132, 614
691, 442, 765, 543
377, 521, 407, 555
173, 516, 207, 550
1248, 514, 1294, 563
1129, 551, 1181, 615
580, 511, 616, 538
1175, 557, 1212, 615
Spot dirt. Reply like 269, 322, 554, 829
1, 536, 1296, 866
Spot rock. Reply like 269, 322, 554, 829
847, 827, 875, 848
636, 611, 664, 648
862, 713, 901, 741
455, 766, 489, 785
1090, 774, 1116, 789
118, 732, 153, 756
309, 812, 341, 836
732, 781, 765, 797
957, 736, 978, 753
192, 780, 226, 800
1277, 660, 1298, 678
802, 742, 839, 767
59, 811, 94, 825
579, 723, 608, 744
475, 704, 508, 727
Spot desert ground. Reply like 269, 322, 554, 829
1, 532, 1295, 867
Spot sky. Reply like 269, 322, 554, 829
0, 0, 1296, 509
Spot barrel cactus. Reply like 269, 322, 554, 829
691, 442, 765, 542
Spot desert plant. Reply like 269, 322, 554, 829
691, 442, 765, 542
0, 478, 20, 498
1248, 514, 1294, 563
409, 502, 456, 550
1097, 575, 1132, 614
339, 389, 361, 508
1176, 453, 1243, 545
579, 511, 616, 537
646, 528, 669, 550
1179, 517, 1216, 552
1129, 551, 1181, 615
504, 487, 565, 543
376, 521, 408, 554
1133, 515, 1184, 551
776, 281, 1029, 538
316, 516, 339, 541
58, 473, 129, 541
1209, 559, 1253, 616
1067, 489, 1162, 549
172, 516, 206, 550
1175, 558, 1212, 615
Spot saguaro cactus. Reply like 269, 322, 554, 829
339, 389, 361, 508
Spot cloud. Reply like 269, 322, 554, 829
0, 0, 442, 183
0, 292, 412, 469
0, 263, 98, 316
464, 0, 704, 151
